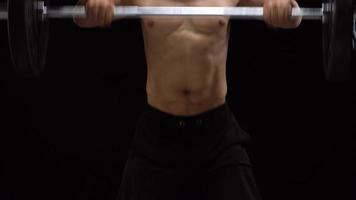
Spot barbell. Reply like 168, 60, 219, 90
0, 0, 355, 82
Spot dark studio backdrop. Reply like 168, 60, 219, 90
1, 0, 355, 200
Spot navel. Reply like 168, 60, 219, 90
183, 89, 191, 96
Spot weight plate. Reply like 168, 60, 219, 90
323, 0, 353, 82
7, 0, 49, 78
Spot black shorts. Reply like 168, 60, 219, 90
116, 103, 262, 200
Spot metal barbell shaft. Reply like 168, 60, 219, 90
0, 3, 323, 20
2, 4, 354, 20
45, 6, 323, 20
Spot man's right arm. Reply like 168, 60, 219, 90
74, 0, 134, 28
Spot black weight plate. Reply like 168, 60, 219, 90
7, 0, 49, 78
323, 0, 353, 82
352, 1, 355, 82
353, 1, 355, 51
353, 18, 355, 51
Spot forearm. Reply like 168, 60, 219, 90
238, 0, 264, 7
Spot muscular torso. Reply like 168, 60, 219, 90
133, 0, 240, 116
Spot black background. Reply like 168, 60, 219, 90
1, 0, 355, 200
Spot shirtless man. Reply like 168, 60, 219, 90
75, 0, 301, 199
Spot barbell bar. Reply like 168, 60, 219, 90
44, 6, 323, 20
0, 3, 326, 20
0, 0, 355, 82
1, 2, 355, 20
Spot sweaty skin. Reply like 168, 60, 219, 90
75, 0, 300, 116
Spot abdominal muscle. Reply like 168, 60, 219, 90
141, 14, 231, 116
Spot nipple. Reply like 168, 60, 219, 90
147, 20, 155, 28
218, 20, 226, 27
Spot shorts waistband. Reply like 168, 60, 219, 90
142, 102, 231, 129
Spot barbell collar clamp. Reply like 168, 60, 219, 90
0, 3, 7, 19
0, 11, 7, 19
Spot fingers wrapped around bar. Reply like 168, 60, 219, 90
73, 0, 115, 28
263, 0, 302, 29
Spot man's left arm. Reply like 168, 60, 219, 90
237, 0, 302, 29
